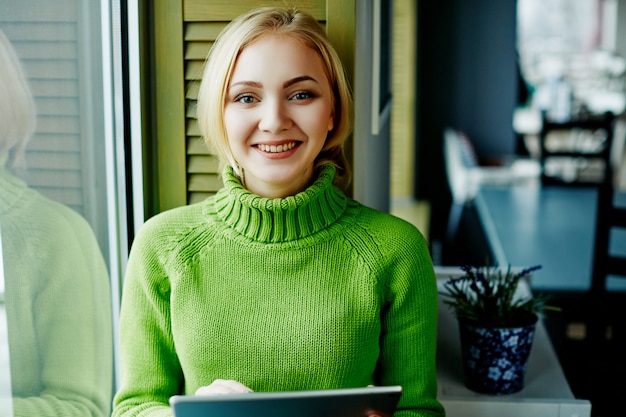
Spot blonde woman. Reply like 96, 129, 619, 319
113, 7, 443, 417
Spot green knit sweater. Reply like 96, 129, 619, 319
113, 165, 444, 417
0, 162, 113, 416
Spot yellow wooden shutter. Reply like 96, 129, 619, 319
151, 0, 353, 215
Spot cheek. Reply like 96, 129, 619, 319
223, 108, 251, 147
314, 107, 335, 138
298, 101, 333, 135
326, 101, 335, 132
223, 107, 237, 138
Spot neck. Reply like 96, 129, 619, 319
241, 167, 314, 198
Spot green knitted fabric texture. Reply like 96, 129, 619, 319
113, 165, 444, 417
1, 162, 113, 417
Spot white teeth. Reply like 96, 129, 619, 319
259, 142, 296, 153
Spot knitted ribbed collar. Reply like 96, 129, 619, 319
213, 164, 348, 243
0, 156, 29, 216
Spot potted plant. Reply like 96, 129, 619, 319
439, 264, 557, 395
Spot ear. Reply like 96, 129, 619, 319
327, 114, 334, 131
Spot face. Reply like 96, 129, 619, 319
223, 34, 334, 198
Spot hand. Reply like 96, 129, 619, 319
195, 379, 253, 395
366, 385, 383, 417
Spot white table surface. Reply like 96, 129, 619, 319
434, 267, 591, 417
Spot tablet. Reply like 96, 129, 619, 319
170, 385, 402, 417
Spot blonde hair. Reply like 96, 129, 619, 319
0, 29, 36, 171
196, 6, 353, 189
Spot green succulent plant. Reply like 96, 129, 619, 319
440, 264, 558, 328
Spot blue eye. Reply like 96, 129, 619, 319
235, 94, 256, 104
291, 91, 314, 101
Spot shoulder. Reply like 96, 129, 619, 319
13, 188, 99, 246
133, 202, 207, 247
347, 201, 428, 248
337, 200, 432, 275
343, 202, 437, 297
3, 189, 109, 279
139, 202, 205, 233
129, 200, 215, 263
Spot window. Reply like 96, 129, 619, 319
0, 0, 127, 415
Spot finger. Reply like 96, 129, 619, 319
195, 379, 253, 396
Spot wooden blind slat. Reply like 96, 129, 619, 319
185, 22, 227, 40
188, 173, 223, 191
29, 79, 79, 98
186, 81, 200, 100
183, 0, 326, 22
37, 116, 80, 135
185, 100, 198, 118
0, 23, 77, 41
35, 97, 79, 116
189, 192, 216, 204
186, 119, 201, 137
26, 152, 82, 170
38, 188, 83, 206
23, 60, 79, 80
29, 134, 80, 152
0, 0, 78, 22
13, 41, 77, 59
185, 60, 205, 80
188, 155, 220, 173
25, 170, 83, 188
187, 137, 211, 154
185, 41, 212, 60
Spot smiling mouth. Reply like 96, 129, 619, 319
257, 142, 297, 153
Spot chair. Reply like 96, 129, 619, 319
538, 111, 615, 186
590, 152, 626, 297
588, 130, 626, 352
443, 128, 540, 242
591, 185, 626, 294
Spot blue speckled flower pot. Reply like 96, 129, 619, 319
458, 318, 537, 395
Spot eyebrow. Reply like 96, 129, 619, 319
283, 75, 319, 88
229, 75, 319, 89
229, 80, 262, 89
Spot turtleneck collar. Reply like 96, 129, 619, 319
212, 164, 348, 243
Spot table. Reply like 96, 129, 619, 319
474, 184, 626, 291
435, 268, 592, 417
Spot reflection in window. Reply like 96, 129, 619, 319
0, 229, 10, 414
0, 1, 125, 415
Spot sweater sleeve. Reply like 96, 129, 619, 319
112, 216, 183, 417
10, 202, 113, 417
376, 219, 445, 417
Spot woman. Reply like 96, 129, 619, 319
113, 7, 444, 417
0, 29, 113, 417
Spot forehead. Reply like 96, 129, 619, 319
229, 34, 329, 85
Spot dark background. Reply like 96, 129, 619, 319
414, 0, 519, 247
412, 2, 626, 415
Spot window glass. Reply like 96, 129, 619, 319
0, 1, 122, 415
517, 0, 626, 116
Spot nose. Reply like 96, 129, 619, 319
258, 98, 292, 133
